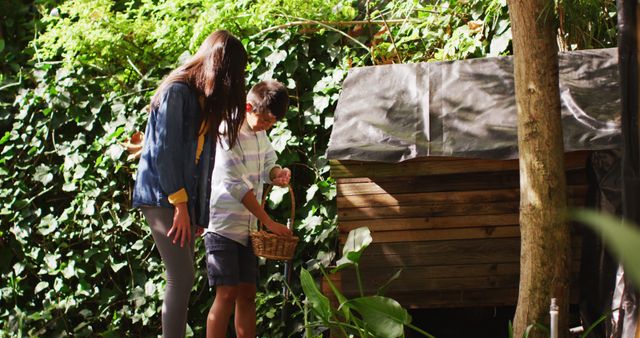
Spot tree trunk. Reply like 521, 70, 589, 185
507, 1, 571, 338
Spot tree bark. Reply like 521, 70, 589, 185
507, 1, 571, 338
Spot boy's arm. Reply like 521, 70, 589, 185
241, 191, 292, 236
219, 132, 290, 236
261, 133, 281, 184
217, 134, 253, 203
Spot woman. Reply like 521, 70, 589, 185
132, 30, 247, 338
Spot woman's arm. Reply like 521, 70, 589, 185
154, 84, 192, 247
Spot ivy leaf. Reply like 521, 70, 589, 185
62, 261, 76, 279
305, 184, 319, 203
54, 277, 64, 292
38, 214, 58, 236
44, 253, 60, 272
13, 262, 25, 276
82, 200, 95, 216
301, 214, 323, 232
265, 50, 287, 67
110, 261, 127, 273
489, 28, 511, 57
270, 127, 292, 153
62, 182, 77, 192
106, 144, 124, 160
312, 96, 330, 114
266, 185, 288, 208
33, 164, 54, 186
0, 39, 5, 53
131, 240, 144, 251
35, 281, 49, 294
0, 131, 10, 145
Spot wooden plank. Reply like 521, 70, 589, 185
341, 261, 580, 291
339, 214, 520, 232
338, 189, 520, 208
343, 274, 521, 293
330, 151, 590, 178
337, 168, 587, 196
337, 185, 588, 208
339, 198, 585, 221
339, 201, 519, 220
377, 288, 521, 308
348, 263, 521, 283
338, 286, 581, 308
353, 238, 582, 266
360, 238, 521, 264
339, 226, 521, 243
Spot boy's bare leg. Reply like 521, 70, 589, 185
234, 283, 257, 338
207, 285, 238, 338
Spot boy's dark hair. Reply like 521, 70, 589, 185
247, 80, 289, 120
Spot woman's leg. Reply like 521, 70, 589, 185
207, 285, 238, 338
142, 207, 195, 338
234, 283, 257, 338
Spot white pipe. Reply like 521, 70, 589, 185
550, 298, 559, 338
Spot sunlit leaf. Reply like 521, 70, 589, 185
35, 281, 49, 294
334, 227, 372, 270
300, 268, 331, 322
33, 164, 54, 186
348, 296, 411, 338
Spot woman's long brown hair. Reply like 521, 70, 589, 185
150, 30, 247, 148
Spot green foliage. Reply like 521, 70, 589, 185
573, 209, 640, 286
298, 227, 433, 338
556, 0, 617, 50
0, 0, 617, 336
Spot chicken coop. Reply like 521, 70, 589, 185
324, 48, 621, 310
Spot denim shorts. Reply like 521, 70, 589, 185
204, 232, 258, 287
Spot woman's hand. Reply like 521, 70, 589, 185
120, 131, 144, 160
265, 219, 293, 236
167, 202, 191, 247
271, 167, 291, 187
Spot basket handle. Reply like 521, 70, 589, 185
258, 184, 295, 232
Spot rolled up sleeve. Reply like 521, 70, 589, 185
262, 136, 280, 184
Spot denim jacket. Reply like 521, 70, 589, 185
132, 82, 214, 227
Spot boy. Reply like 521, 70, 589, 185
204, 80, 293, 338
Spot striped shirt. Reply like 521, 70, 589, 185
206, 120, 279, 246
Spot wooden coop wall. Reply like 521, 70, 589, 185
328, 151, 590, 309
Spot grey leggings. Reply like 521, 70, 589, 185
141, 207, 196, 338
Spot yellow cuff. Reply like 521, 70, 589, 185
168, 188, 188, 205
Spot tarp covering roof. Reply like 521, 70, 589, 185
327, 48, 621, 162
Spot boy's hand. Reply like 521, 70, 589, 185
167, 202, 191, 247
265, 220, 293, 236
195, 227, 205, 237
271, 168, 291, 187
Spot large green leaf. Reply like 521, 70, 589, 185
300, 268, 331, 322
348, 295, 411, 338
573, 209, 640, 286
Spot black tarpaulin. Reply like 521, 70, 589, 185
327, 48, 620, 162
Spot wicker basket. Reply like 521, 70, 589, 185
250, 184, 299, 260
